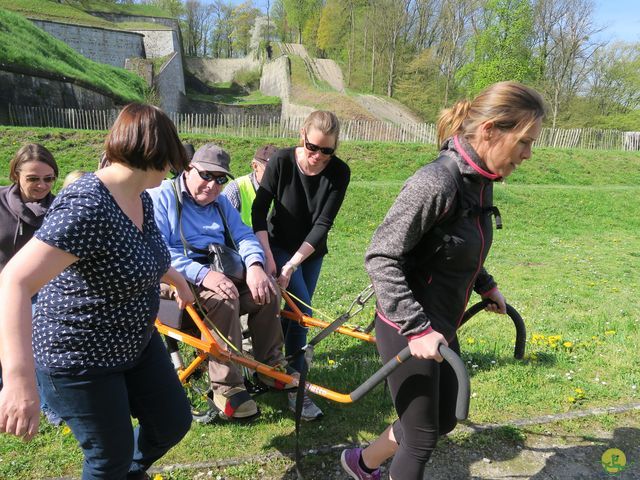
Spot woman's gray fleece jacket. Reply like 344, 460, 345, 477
365, 136, 499, 341
0, 184, 54, 271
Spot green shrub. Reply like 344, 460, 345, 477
233, 67, 262, 91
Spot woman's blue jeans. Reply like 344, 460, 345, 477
272, 247, 324, 373
36, 332, 192, 480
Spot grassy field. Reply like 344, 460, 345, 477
0, 0, 171, 27
0, 0, 118, 29
187, 90, 282, 106
0, 127, 639, 478
0, 8, 146, 103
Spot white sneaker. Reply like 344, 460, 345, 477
288, 391, 324, 421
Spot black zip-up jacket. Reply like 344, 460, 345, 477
0, 184, 54, 272
365, 136, 499, 341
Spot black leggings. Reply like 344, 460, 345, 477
375, 315, 460, 480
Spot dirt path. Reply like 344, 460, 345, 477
141, 408, 640, 479
355, 94, 423, 125
278, 43, 423, 125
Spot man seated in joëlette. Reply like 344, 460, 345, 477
148, 143, 295, 421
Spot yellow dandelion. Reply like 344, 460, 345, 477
62, 425, 72, 435
548, 335, 562, 343
531, 334, 546, 343
328, 359, 335, 366
153, 475, 164, 480
574, 387, 585, 395
567, 396, 576, 403
466, 337, 476, 345
604, 330, 616, 335
563, 341, 573, 348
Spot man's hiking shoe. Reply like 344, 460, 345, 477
287, 391, 323, 421
256, 364, 298, 390
340, 448, 381, 480
212, 386, 259, 420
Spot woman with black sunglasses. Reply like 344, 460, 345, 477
252, 110, 351, 421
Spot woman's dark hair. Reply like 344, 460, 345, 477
104, 103, 189, 172
9, 144, 58, 183
437, 81, 547, 145
182, 142, 195, 161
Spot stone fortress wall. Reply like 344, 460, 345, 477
10, 16, 186, 113
31, 19, 145, 69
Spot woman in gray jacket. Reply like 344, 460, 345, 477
0, 144, 58, 272
0, 143, 60, 423
341, 82, 546, 480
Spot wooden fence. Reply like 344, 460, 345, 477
5, 104, 639, 151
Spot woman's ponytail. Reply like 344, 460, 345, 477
437, 100, 471, 146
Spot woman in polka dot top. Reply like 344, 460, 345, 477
0, 104, 195, 480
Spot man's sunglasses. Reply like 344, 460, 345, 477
193, 167, 228, 185
304, 132, 335, 156
24, 175, 57, 184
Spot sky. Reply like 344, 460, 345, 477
592, 0, 640, 43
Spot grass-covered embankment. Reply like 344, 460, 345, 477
0, 7, 146, 103
0, 0, 171, 27
0, 126, 639, 479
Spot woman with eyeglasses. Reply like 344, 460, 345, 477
252, 110, 351, 421
0, 144, 58, 273
0, 104, 194, 479
0, 144, 61, 424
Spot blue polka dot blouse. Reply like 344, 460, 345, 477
33, 173, 170, 374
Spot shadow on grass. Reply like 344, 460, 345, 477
265, 425, 640, 479
525, 426, 640, 480
261, 316, 554, 478
255, 299, 560, 478
263, 336, 392, 477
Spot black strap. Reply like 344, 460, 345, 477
294, 346, 314, 480
438, 154, 465, 216
435, 154, 504, 229
170, 176, 239, 255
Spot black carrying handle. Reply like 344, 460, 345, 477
460, 299, 526, 359
349, 344, 470, 420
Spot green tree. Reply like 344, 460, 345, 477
210, 1, 234, 57
316, 0, 348, 56
231, 1, 261, 56
282, 0, 321, 43
457, 0, 535, 95
148, 0, 183, 18
588, 42, 640, 115
271, 0, 294, 42
394, 48, 448, 121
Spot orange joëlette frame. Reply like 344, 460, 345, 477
155, 292, 376, 404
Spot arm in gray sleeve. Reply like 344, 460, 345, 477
365, 165, 457, 337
